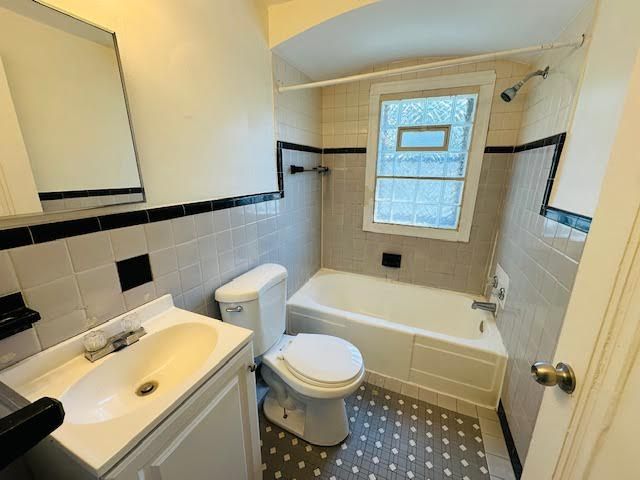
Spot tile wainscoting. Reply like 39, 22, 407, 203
491, 141, 587, 466
321, 150, 513, 295
0, 144, 322, 367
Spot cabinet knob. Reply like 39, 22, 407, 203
248, 363, 257, 373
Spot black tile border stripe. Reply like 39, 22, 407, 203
0, 191, 285, 249
323, 147, 367, 154
277, 141, 322, 154
39, 187, 144, 201
497, 401, 523, 479
484, 146, 515, 154
0, 141, 319, 250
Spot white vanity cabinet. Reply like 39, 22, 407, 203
103, 343, 261, 480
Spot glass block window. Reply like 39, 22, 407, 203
373, 93, 478, 230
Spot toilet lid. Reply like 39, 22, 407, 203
282, 334, 363, 387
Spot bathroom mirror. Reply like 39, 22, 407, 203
0, 0, 143, 218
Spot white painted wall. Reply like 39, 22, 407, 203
527, 0, 640, 217
0, 5, 140, 192
26, 0, 277, 207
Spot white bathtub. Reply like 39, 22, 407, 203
287, 269, 507, 408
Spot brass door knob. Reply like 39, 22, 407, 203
531, 361, 576, 394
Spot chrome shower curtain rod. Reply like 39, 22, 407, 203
277, 35, 585, 92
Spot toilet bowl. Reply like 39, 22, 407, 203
261, 334, 364, 446
215, 264, 365, 446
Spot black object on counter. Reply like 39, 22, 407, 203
0, 397, 65, 470
0, 293, 40, 341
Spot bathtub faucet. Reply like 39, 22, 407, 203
471, 301, 497, 313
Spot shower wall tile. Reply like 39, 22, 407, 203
322, 152, 512, 294
0, 150, 322, 367
321, 58, 530, 149
273, 54, 322, 149
491, 145, 586, 462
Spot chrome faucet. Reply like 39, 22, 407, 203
83, 327, 147, 362
471, 301, 497, 314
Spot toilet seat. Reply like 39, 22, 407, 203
282, 334, 363, 388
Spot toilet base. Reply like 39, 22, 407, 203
263, 391, 350, 446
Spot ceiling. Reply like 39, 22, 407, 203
273, 0, 591, 80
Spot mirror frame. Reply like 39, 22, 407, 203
9, 0, 147, 216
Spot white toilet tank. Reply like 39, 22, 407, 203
215, 264, 287, 357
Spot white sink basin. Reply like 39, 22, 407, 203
0, 295, 253, 476
61, 322, 218, 424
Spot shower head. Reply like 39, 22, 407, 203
500, 66, 550, 102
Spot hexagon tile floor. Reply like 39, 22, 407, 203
259, 382, 492, 480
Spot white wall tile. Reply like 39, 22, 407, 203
35, 309, 88, 349
171, 216, 196, 244
110, 226, 148, 261
0, 328, 41, 369
66, 232, 114, 272
0, 251, 19, 296
149, 247, 178, 278
154, 271, 182, 299
144, 221, 174, 252
179, 263, 202, 292
213, 210, 231, 233
176, 240, 199, 268
194, 212, 214, 237
76, 264, 125, 324
23, 276, 82, 321
10, 241, 73, 289
123, 282, 156, 310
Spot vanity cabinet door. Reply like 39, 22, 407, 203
104, 343, 261, 480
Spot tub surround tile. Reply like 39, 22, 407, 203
321, 151, 512, 295
491, 142, 587, 464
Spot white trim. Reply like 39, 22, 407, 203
362, 71, 496, 242
277, 37, 584, 92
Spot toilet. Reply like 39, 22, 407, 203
215, 264, 365, 446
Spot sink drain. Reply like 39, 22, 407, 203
136, 381, 158, 397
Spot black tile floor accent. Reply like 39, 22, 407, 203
259, 382, 490, 480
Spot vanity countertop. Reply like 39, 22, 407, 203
0, 295, 253, 476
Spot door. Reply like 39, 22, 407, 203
105, 344, 261, 480
522, 54, 640, 478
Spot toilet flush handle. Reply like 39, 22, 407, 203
225, 305, 243, 313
